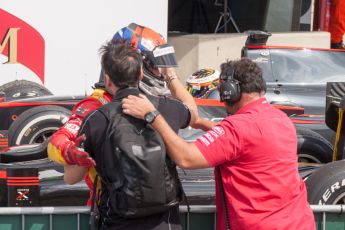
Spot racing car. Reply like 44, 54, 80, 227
0, 31, 336, 164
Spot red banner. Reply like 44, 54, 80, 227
0, 9, 45, 83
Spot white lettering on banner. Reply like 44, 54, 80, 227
319, 178, 345, 204
0, 28, 20, 64
199, 136, 210, 146
153, 46, 175, 57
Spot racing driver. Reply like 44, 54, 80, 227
47, 23, 198, 206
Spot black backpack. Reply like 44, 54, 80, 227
97, 99, 181, 218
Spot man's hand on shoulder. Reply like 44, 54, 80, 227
122, 94, 156, 120
62, 134, 95, 168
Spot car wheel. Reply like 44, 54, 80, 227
305, 160, 345, 205
8, 105, 71, 146
0, 80, 52, 101
296, 127, 333, 163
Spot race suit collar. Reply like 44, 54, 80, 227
113, 87, 140, 101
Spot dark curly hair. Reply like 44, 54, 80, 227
220, 58, 266, 94
99, 40, 142, 88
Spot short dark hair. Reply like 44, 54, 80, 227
220, 58, 266, 94
99, 40, 142, 88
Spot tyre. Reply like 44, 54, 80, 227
305, 160, 345, 205
0, 80, 52, 101
296, 127, 333, 163
8, 105, 71, 146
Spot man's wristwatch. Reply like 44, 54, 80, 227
144, 110, 160, 124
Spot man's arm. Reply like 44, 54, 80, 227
48, 95, 105, 165
122, 94, 209, 169
161, 68, 219, 131
193, 117, 217, 131
161, 68, 198, 126
63, 123, 96, 184
64, 164, 88, 185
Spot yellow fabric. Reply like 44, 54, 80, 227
47, 142, 67, 165
333, 108, 344, 161
91, 89, 108, 105
88, 166, 102, 192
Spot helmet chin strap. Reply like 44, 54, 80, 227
139, 67, 170, 96
138, 81, 170, 96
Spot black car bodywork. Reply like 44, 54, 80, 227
243, 44, 345, 115
242, 31, 345, 143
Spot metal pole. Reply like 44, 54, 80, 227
22, 214, 25, 230
224, 0, 228, 33
0, 205, 343, 214
77, 213, 80, 230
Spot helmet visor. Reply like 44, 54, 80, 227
151, 44, 178, 67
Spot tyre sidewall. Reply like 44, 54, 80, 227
8, 106, 71, 146
297, 127, 333, 163
306, 160, 345, 204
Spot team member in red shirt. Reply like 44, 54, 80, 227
122, 58, 315, 230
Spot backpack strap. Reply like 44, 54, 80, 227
90, 175, 100, 230
96, 102, 121, 223
217, 166, 230, 230
90, 175, 99, 210
96, 102, 121, 183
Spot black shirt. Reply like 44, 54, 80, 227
79, 87, 190, 230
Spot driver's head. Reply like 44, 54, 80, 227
96, 23, 177, 95
186, 68, 220, 98
113, 23, 177, 69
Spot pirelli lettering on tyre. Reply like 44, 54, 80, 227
319, 178, 345, 204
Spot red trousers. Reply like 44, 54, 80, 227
330, 0, 345, 43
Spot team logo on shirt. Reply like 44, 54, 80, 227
199, 126, 225, 146
213, 126, 225, 135
63, 119, 81, 135
76, 106, 89, 115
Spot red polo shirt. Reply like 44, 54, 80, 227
195, 98, 315, 230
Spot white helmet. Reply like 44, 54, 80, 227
186, 68, 220, 98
